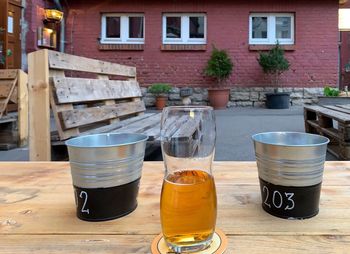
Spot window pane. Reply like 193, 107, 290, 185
252, 17, 267, 39
129, 17, 144, 38
106, 17, 120, 38
166, 17, 181, 38
189, 16, 205, 38
276, 17, 291, 39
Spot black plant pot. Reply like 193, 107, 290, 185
265, 92, 290, 109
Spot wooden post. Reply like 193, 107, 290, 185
17, 69, 28, 147
129, 72, 144, 116
28, 49, 51, 161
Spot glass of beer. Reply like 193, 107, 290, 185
160, 106, 217, 253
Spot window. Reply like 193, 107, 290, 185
249, 13, 294, 45
163, 14, 206, 44
101, 14, 144, 44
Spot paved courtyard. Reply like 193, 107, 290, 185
0, 106, 337, 161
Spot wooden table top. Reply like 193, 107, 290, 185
0, 161, 350, 253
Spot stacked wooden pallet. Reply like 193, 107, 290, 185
28, 50, 201, 161
0, 69, 28, 149
304, 104, 350, 160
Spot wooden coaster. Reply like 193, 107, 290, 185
151, 229, 227, 254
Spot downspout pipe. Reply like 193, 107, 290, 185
53, 0, 65, 52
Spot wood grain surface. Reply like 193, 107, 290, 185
48, 50, 136, 77
0, 161, 350, 253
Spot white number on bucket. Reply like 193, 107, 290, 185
284, 192, 295, 210
263, 186, 271, 208
79, 191, 90, 214
272, 191, 283, 208
262, 185, 295, 211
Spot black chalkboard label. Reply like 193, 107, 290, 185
259, 178, 322, 220
73, 178, 140, 221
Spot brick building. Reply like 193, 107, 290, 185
340, 1, 350, 88
8, 0, 350, 105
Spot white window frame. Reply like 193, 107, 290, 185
162, 13, 207, 44
249, 13, 294, 45
100, 13, 145, 44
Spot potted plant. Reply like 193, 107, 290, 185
204, 46, 233, 109
258, 44, 291, 109
148, 83, 172, 110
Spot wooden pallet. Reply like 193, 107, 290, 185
304, 104, 350, 160
28, 50, 163, 161
0, 69, 28, 148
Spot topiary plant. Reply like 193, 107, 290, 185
258, 43, 290, 93
204, 46, 233, 87
148, 83, 172, 96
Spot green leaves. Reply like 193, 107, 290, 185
257, 44, 290, 87
148, 83, 172, 95
258, 44, 290, 75
323, 86, 340, 97
204, 46, 233, 85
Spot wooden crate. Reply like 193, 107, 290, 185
304, 104, 350, 159
0, 69, 28, 148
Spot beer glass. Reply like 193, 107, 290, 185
160, 106, 217, 253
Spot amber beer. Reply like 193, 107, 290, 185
160, 169, 217, 249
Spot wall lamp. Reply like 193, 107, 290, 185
44, 9, 63, 23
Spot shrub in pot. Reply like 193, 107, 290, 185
148, 83, 172, 110
204, 46, 234, 109
258, 44, 291, 109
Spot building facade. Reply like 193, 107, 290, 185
340, 1, 350, 88
5, 0, 347, 106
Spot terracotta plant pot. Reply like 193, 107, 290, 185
155, 96, 168, 110
208, 88, 230, 109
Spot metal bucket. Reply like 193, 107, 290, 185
252, 132, 329, 219
66, 133, 148, 221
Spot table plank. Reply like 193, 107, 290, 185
0, 161, 350, 253
0, 235, 349, 254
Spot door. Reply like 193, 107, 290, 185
7, 1, 22, 69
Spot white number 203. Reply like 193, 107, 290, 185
263, 186, 295, 211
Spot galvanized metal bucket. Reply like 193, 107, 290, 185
252, 132, 329, 219
66, 133, 148, 221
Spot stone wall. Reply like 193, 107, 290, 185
141, 87, 324, 108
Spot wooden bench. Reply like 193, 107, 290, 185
0, 69, 28, 149
28, 50, 162, 161
304, 104, 350, 159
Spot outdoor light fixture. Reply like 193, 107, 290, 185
339, 9, 350, 31
44, 9, 63, 23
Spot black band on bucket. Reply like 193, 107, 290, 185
73, 178, 140, 221
259, 178, 322, 220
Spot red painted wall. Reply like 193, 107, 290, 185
64, 0, 338, 87
340, 1, 350, 87
24, 0, 47, 54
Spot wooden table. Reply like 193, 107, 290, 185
1, 162, 350, 253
